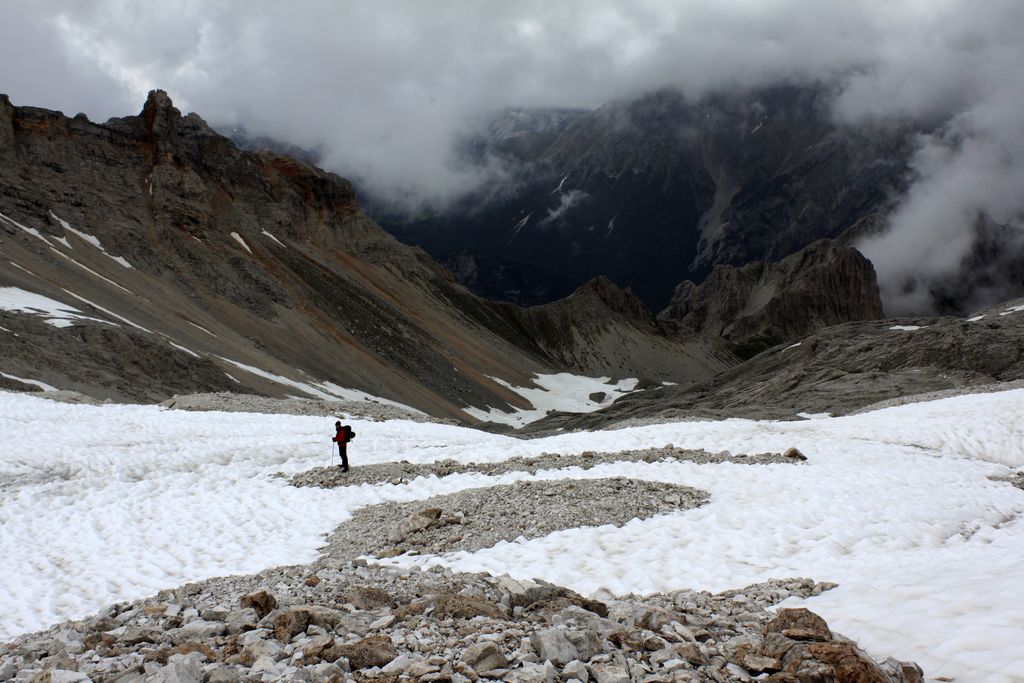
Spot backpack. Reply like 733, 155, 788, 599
343, 425, 355, 442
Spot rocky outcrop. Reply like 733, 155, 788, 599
659, 240, 884, 353
508, 276, 738, 378
0, 91, 733, 414
526, 297, 1024, 428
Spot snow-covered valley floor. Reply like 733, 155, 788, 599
1, 390, 1023, 681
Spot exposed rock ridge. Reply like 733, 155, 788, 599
526, 298, 1024, 430
0, 91, 733, 413
660, 239, 883, 352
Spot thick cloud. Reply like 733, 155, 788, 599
1, 0, 1022, 312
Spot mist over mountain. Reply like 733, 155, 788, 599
1, 1, 1022, 312
369, 84, 918, 311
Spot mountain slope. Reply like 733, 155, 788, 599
374, 84, 915, 309
0, 91, 732, 419
524, 298, 1024, 430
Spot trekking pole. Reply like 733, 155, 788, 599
329, 441, 335, 467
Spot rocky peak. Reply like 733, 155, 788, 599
140, 89, 182, 140
545, 276, 655, 325
660, 240, 883, 354
0, 94, 13, 147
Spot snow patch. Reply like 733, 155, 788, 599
230, 232, 252, 254
0, 211, 50, 245
309, 380, 425, 415
215, 358, 417, 412
0, 372, 57, 391
49, 248, 134, 295
186, 321, 218, 338
261, 230, 286, 248
0, 390, 1023, 679
168, 341, 200, 358
464, 373, 639, 426
966, 315, 985, 322
889, 325, 925, 331
0, 287, 111, 328
605, 213, 617, 239
510, 213, 532, 241
50, 212, 134, 268
61, 290, 151, 333
999, 304, 1024, 316
783, 342, 802, 351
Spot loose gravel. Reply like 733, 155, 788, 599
292, 446, 796, 489
319, 478, 708, 562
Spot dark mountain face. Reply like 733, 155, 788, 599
660, 239, 884, 358
370, 84, 917, 310
0, 91, 732, 415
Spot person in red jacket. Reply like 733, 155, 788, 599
332, 421, 354, 471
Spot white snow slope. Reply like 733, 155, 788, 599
1, 389, 1023, 680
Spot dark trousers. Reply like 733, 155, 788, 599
338, 444, 349, 470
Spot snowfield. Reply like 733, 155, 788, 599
1, 389, 1023, 680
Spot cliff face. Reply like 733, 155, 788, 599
0, 91, 732, 416
659, 240, 884, 352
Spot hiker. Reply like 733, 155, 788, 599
332, 420, 355, 471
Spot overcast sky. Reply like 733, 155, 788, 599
2, 0, 1022, 312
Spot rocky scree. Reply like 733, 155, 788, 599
291, 446, 800, 490
316, 478, 709, 562
0, 559, 923, 683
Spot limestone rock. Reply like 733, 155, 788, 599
587, 663, 630, 683
239, 592, 278, 620
29, 671, 91, 683
530, 628, 578, 666
783, 447, 807, 461
805, 641, 892, 683
146, 653, 203, 683
505, 661, 556, 683
764, 608, 833, 642
461, 641, 508, 673
660, 239, 884, 351
562, 659, 589, 682
115, 627, 162, 646
394, 507, 444, 540
326, 635, 397, 670
172, 619, 226, 643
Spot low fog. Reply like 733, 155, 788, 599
2, 0, 1022, 313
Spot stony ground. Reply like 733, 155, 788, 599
0, 440, 926, 682
318, 478, 708, 561
291, 447, 798, 490
0, 559, 923, 683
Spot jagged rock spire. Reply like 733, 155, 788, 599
141, 89, 182, 142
